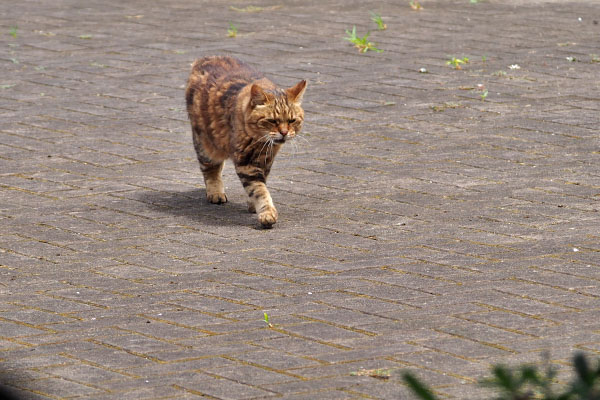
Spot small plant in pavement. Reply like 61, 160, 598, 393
344, 26, 383, 53
370, 11, 387, 30
480, 89, 489, 101
477, 84, 488, 101
446, 56, 469, 69
227, 22, 238, 37
263, 312, 273, 328
409, 1, 423, 10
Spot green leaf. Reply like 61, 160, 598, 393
519, 365, 542, 388
573, 352, 593, 386
485, 365, 517, 392
370, 11, 387, 30
402, 372, 439, 400
344, 26, 357, 42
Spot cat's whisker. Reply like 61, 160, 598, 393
286, 135, 303, 156
257, 134, 271, 146
295, 134, 310, 145
258, 135, 272, 159
289, 139, 299, 159
268, 138, 275, 160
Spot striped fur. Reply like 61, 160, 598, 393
185, 56, 306, 228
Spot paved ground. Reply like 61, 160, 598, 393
1, 0, 599, 398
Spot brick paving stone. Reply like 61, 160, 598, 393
172, 371, 278, 399
2, 0, 600, 398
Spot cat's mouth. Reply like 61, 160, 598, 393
269, 133, 287, 144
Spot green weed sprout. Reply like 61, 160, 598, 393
344, 26, 383, 53
263, 312, 273, 328
409, 1, 423, 10
9, 26, 17, 38
370, 11, 387, 30
446, 56, 469, 69
227, 23, 238, 38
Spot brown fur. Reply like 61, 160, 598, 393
185, 56, 306, 228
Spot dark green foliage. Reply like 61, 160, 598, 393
569, 353, 600, 400
402, 372, 438, 400
402, 352, 600, 400
481, 363, 555, 400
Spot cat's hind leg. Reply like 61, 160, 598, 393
193, 129, 227, 204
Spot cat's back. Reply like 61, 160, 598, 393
186, 56, 266, 125
187, 56, 261, 94
186, 56, 267, 158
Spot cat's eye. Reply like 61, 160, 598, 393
266, 119, 278, 124
288, 119, 296, 123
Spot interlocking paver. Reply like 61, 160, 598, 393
2, 0, 600, 398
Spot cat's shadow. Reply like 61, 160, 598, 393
137, 188, 259, 228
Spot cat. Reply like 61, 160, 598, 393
185, 56, 306, 228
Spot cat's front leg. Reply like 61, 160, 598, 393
235, 166, 277, 228
248, 182, 278, 228
257, 199, 278, 228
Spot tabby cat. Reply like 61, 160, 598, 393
185, 56, 306, 228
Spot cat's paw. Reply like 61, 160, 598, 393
258, 208, 278, 228
207, 192, 227, 204
247, 201, 256, 214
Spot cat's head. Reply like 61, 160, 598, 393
247, 80, 306, 143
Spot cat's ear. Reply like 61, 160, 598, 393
287, 80, 307, 104
250, 84, 273, 107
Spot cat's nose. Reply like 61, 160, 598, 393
279, 127, 288, 136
